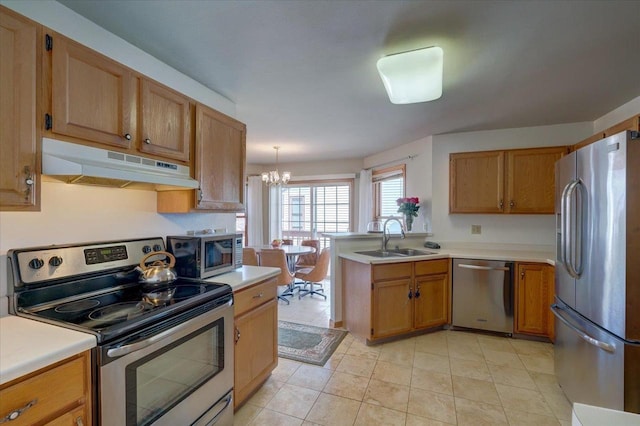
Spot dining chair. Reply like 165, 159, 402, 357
258, 249, 296, 304
282, 239, 293, 245
295, 247, 330, 300
295, 239, 320, 270
242, 247, 259, 266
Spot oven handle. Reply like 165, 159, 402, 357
191, 390, 233, 426
106, 299, 232, 359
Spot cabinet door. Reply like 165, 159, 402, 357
414, 273, 449, 329
195, 104, 246, 211
139, 79, 190, 162
234, 299, 277, 407
372, 278, 413, 338
515, 263, 554, 337
0, 7, 39, 210
449, 151, 504, 213
506, 147, 565, 214
50, 33, 135, 149
44, 405, 87, 426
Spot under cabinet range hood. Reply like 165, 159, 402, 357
42, 138, 199, 190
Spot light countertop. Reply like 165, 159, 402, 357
0, 316, 96, 385
339, 246, 555, 265
205, 265, 281, 292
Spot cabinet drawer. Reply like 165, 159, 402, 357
234, 278, 277, 317
372, 263, 412, 281
0, 353, 88, 426
415, 259, 450, 276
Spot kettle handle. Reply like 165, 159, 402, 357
139, 251, 176, 269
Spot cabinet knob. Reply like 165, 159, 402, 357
124, 133, 132, 140
75, 416, 84, 426
144, 138, 151, 144
408, 288, 413, 299
23, 166, 34, 201
499, 199, 504, 209
2, 399, 37, 423
235, 327, 241, 343
510, 200, 515, 207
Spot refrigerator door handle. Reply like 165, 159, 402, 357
559, 181, 571, 268
551, 304, 615, 353
564, 180, 582, 278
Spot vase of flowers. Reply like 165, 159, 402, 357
396, 197, 420, 231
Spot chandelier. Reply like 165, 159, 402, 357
261, 146, 291, 186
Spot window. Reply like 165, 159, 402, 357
373, 164, 405, 231
236, 212, 246, 245
281, 180, 353, 249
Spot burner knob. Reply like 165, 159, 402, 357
49, 256, 63, 267
142, 245, 152, 254
153, 244, 162, 252
28, 258, 44, 269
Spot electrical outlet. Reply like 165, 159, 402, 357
471, 224, 481, 234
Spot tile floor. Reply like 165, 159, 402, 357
234, 279, 572, 425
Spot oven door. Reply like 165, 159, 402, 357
99, 299, 234, 426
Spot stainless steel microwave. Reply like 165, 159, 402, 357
166, 233, 242, 279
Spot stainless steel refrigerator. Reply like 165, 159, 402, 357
553, 130, 640, 413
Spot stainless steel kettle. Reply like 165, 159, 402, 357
136, 251, 177, 285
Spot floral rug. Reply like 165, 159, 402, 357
277, 321, 347, 366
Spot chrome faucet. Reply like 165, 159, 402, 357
382, 217, 405, 251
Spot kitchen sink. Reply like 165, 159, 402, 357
355, 249, 436, 258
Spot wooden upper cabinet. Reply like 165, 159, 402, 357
450, 146, 566, 214
50, 32, 135, 150
0, 7, 40, 211
195, 104, 245, 210
449, 151, 504, 213
506, 147, 566, 214
139, 79, 190, 162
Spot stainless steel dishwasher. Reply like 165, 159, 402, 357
452, 259, 514, 334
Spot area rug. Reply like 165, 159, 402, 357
278, 321, 347, 366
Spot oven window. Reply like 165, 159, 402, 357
125, 318, 225, 426
203, 240, 233, 271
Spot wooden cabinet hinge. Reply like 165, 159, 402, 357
371, 328, 374, 335
371, 282, 374, 290
45, 113, 52, 130
45, 34, 52, 51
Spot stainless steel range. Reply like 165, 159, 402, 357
7, 237, 234, 426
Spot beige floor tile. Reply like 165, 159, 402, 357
378, 343, 415, 365
446, 330, 480, 344
246, 376, 285, 407
322, 371, 369, 401
413, 351, 451, 374
495, 383, 554, 417
559, 420, 572, 426
249, 407, 304, 426
447, 340, 485, 361
371, 360, 412, 386
504, 408, 561, 425
529, 371, 564, 394
483, 348, 526, 369
234, 403, 262, 425
407, 388, 456, 424
478, 335, 517, 353
543, 390, 573, 421
510, 338, 554, 356
411, 368, 453, 395
346, 340, 381, 360
336, 354, 376, 378
405, 414, 455, 425
305, 392, 361, 426
272, 358, 303, 382
321, 352, 343, 371
519, 353, 555, 374
287, 364, 333, 391
265, 383, 320, 419
354, 403, 406, 426
414, 336, 449, 357
452, 375, 501, 405
449, 357, 492, 381
363, 378, 410, 412
454, 396, 508, 425
488, 363, 536, 389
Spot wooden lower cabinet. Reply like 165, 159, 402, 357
233, 278, 278, 408
515, 262, 555, 340
0, 351, 91, 426
343, 258, 450, 344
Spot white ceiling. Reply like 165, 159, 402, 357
57, 0, 640, 164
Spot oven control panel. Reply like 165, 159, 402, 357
10, 238, 165, 285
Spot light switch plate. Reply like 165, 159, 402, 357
471, 225, 481, 234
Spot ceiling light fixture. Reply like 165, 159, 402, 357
376, 46, 444, 104
262, 146, 291, 186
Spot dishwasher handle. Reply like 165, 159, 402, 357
457, 263, 511, 272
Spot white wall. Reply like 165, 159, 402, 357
593, 96, 640, 133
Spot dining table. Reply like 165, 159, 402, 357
252, 245, 316, 272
